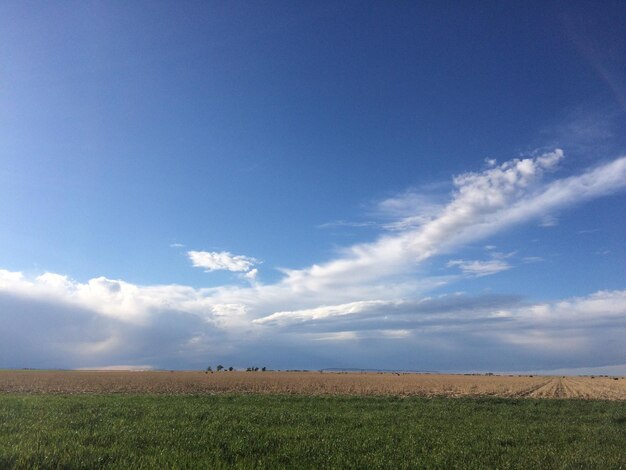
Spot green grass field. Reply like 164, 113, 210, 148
2, 394, 626, 468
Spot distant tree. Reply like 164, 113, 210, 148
228, 366, 234, 371
261, 367, 266, 372
217, 364, 224, 372
254, 367, 259, 371
206, 366, 212, 373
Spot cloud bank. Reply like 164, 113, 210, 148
2, 269, 625, 371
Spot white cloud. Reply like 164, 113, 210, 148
243, 269, 258, 281
254, 300, 397, 326
1, 271, 197, 324
253, 294, 514, 327
490, 250, 516, 260
446, 248, 516, 277
518, 287, 624, 326
277, 149, 567, 291
211, 303, 247, 316
275, 151, 626, 296
446, 259, 512, 277
188, 250, 258, 273
2, 150, 626, 371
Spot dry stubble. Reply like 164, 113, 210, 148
1, 370, 626, 399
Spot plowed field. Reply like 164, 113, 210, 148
2, 370, 625, 399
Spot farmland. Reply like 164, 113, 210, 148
1, 370, 626, 399
3, 394, 626, 468
3, 371, 626, 468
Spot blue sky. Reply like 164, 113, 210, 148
1, 1, 625, 373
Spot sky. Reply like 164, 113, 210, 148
1, 1, 625, 373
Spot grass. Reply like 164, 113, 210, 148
1, 394, 626, 468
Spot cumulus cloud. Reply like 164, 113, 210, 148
0, 270, 258, 369
0, 269, 260, 333
188, 250, 258, 273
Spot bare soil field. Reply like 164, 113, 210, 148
1, 370, 626, 399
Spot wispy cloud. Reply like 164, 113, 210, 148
277, 150, 626, 294
446, 259, 512, 277
539, 215, 559, 227
316, 220, 379, 229
254, 300, 398, 326
489, 250, 516, 260
375, 189, 445, 231
540, 108, 619, 156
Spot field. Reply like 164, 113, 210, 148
3, 394, 626, 468
1, 370, 626, 399
3, 371, 626, 468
